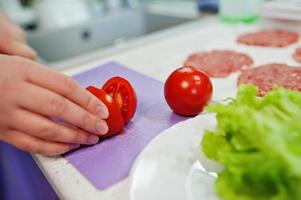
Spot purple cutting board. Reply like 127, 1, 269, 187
64, 62, 187, 190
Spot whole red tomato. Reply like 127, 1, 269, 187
86, 86, 124, 137
164, 66, 213, 116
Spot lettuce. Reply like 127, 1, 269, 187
201, 85, 301, 200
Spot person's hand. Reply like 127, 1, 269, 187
0, 11, 36, 60
0, 55, 109, 156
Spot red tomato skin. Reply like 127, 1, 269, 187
86, 86, 124, 137
102, 77, 137, 124
164, 66, 213, 116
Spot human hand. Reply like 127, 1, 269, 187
0, 11, 36, 60
0, 55, 109, 156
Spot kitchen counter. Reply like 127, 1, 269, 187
31, 16, 301, 200
33, 17, 220, 200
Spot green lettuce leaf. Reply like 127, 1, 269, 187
201, 85, 301, 200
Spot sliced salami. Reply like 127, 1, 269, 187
293, 47, 301, 63
184, 50, 253, 78
237, 63, 301, 96
237, 29, 299, 47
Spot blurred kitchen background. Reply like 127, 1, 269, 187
1, 1, 301, 200
0, 0, 300, 69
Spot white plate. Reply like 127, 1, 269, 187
129, 114, 222, 200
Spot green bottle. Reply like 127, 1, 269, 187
219, 0, 264, 24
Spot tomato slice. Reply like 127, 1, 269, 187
102, 77, 137, 124
86, 86, 124, 137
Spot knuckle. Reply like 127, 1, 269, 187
81, 112, 92, 130
72, 133, 82, 143
73, 130, 87, 143
19, 141, 38, 153
40, 125, 57, 140
69, 129, 80, 143
61, 76, 77, 95
63, 127, 80, 143
85, 94, 94, 109
49, 96, 67, 117
58, 125, 82, 143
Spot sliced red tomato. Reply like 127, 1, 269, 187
86, 86, 124, 137
102, 77, 137, 124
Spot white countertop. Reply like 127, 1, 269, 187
32, 16, 301, 200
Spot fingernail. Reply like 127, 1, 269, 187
96, 105, 109, 119
70, 144, 80, 150
87, 135, 99, 144
96, 121, 108, 135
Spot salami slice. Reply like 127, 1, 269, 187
237, 63, 301, 96
293, 47, 301, 63
184, 50, 253, 78
237, 29, 299, 47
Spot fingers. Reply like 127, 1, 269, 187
9, 25, 26, 42
0, 130, 79, 156
18, 83, 108, 136
12, 109, 100, 145
26, 64, 108, 119
0, 41, 37, 60
13, 42, 37, 60
0, 11, 33, 59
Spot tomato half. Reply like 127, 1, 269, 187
102, 77, 137, 124
86, 86, 124, 137
164, 66, 213, 116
